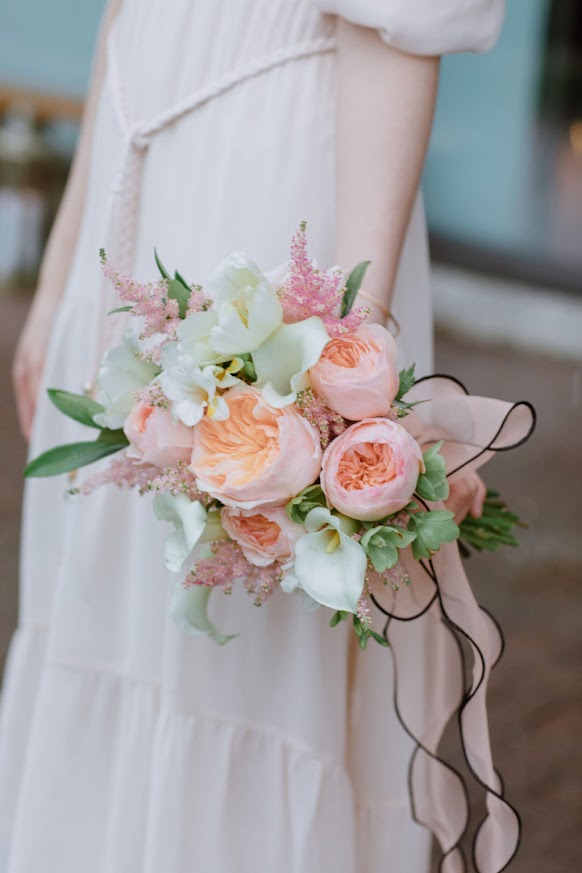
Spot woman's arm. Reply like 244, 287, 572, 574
334, 19, 439, 321
12, 0, 121, 440
334, 22, 484, 520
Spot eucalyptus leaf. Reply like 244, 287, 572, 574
370, 629, 390, 648
341, 260, 371, 317
47, 389, 105, 429
24, 438, 126, 478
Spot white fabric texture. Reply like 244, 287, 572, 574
313, 0, 505, 55
0, 0, 496, 871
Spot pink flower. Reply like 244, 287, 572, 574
220, 505, 301, 566
124, 400, 195, 468
321, 418, 424, 521
190, 387, 322, 509
309, 324, 399, 420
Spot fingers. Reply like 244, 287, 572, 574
470, 474, 487, 518
12, 349, 43, 443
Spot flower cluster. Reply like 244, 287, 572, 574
29, 225, 461, 647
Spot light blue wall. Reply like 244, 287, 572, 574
0, 0, 550, 256
0, 0, 105, 97
424, 0, 551, 251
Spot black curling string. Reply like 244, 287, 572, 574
367, 396, 535, 872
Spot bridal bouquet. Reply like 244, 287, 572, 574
26, 225, 529, 646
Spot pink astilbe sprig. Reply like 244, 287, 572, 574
74, 450, 160, 496
100, 250, 182, 338
186, 540, 282, 605
296, 387, 347, 448
276, 224, 369, 336
135, 382, 170, 408
148, 462, 214, 506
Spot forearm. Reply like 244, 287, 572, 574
334, 19, 439, 317
33, 0, 120, 307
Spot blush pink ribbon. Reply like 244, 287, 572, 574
370, 375, 536, 872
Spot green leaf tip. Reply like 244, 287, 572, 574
341, 260, 371, 317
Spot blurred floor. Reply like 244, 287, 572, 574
0, 287, 581, 871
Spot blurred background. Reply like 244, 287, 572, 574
0, 1, 580, 870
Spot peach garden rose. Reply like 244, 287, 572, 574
309, 324, 399, 420
123, 399, 195, 468
320, 418, 424, 521
220, 505, 301, 566
190, 387, 322, 509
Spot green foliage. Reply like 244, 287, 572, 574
408, 509, 460, 560
24, 429, 128, 479
459, 490, 524, 554
395, 364, 416, 401
47, 389, 105, 429
154, 249, 190, 318
341, 260, 371, 317
415, 440, 450, 502
360, 524, 416, 573
107, 305, 133, 315
239, 353, 257, 382
286, 485, 327, 524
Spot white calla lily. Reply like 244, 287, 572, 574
252, 317, 330, 407
292, 507, 366, 613
154, 493, 208, 572
207, 253, 283, 355
160, 359, 236, 427
93, 331, 159, 428
169, 580, 236, 645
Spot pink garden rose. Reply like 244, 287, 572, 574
321, 418, 424, 521
220, 505, 301, 566
123, 400, 195, 468
190, 387, 322, 509
309, 324, 399, 420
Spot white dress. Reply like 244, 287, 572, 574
0, 2, 504, 871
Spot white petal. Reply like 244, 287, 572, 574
94, 331, 158, 428
252, 317, 329, 406
154, 493, 208, 573
169, 580, 236, 645
293, 530, 366, 613
209, 280, 282, 355
207, 253, 264, 304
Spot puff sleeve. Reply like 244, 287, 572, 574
312, 0, 505, 55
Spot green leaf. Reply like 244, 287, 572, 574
154, 248, 171, 280
286, 484, 327, 524
408, 509, 460, 560
97, 427, 129, 447
415, 440, 450, 502
24, 438, 126, 478
243, 359, 257, 382
107, 305, 134, 316
370, 629, 389, 647
360, 524, 416, 572
47, 389, 105, 429
353, 616, 364, 637
367, 542, 399, 572
341, 260, 371, 317
359, 634, 368, 650
174, 269, 191, 291
396, 365, 416, 401
329, 611, 343, 628
167, 278, 190, 319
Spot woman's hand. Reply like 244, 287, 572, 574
12, 291, 61, 441
446, 470, 487, 525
